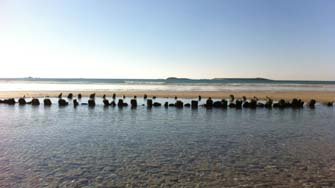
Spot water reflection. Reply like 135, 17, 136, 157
0, 102, 335, 187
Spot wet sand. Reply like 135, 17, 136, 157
0, 90, 334, 103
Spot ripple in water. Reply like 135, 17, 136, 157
0, 98, 335, 187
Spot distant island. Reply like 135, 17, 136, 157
165, 77, 273, 82
212, 77, 272, 81
167, 77, 271, 81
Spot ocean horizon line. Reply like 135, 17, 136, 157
0, 77, 335, 82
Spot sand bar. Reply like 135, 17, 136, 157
0, 90, 334, 103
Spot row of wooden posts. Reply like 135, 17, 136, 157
0, 93, 333, 109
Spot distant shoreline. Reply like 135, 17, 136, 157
1, 77, 335, 85
0, 90, 334, 103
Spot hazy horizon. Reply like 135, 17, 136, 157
1, 76, 335, 82
1, 0, 335, 80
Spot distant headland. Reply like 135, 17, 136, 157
166, 77, 272, 82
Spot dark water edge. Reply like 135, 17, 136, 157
0, 100, 335, 188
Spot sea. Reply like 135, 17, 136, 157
0, 77, 335, 92
0, 78, 335, 187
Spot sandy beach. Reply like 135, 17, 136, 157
0, 90, 334, 103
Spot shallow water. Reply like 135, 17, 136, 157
1, 99, 335, 187
1, 80, 335, 92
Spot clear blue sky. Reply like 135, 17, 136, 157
1, 0, 334, 80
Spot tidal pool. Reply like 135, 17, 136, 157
0, 98, 335, 187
